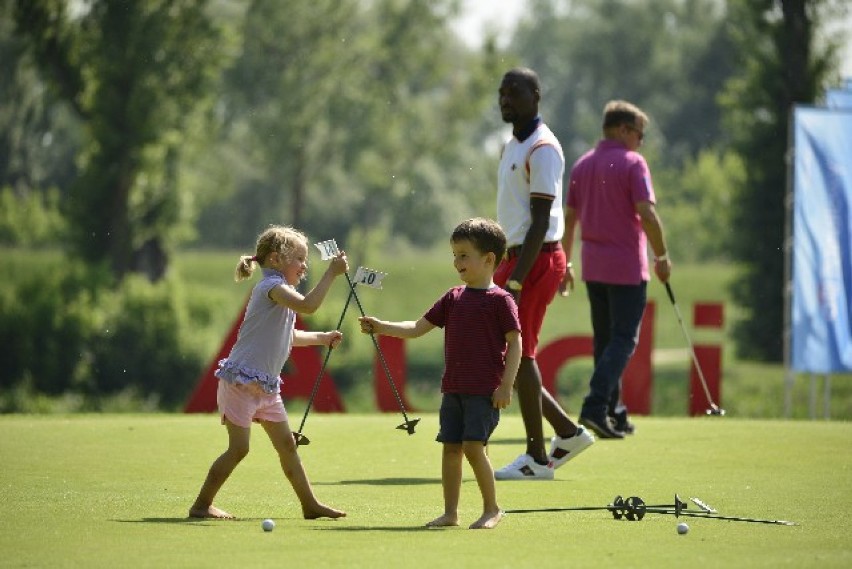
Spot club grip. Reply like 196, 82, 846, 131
665, 281, 676, 304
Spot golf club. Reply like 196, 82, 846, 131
507, 495, 690, 520
509, 494, 795, 526
506, 495, 631, 518
622, 496, 796, 526
293, 279, 356, 446
346, 272, 420, 435
664, 281, 726, 415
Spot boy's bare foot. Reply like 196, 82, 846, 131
425, 513, 460, 528
469, 510, 504, 529
303, 503, 346, 520
188, 505, 234, 519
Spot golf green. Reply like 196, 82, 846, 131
1, 414, 848, 568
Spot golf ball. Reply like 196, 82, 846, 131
262, 518, 275, 532
677, 522, 689, 535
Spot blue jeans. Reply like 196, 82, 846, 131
581, 281, 647, 418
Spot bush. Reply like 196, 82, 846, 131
0, 186, 67, 247
88, 275, 204, 409
0, 261, 205, 411
0, 262, 107, 395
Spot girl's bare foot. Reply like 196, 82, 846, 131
189, 505, 234, 519
303, 503, 346, 519
425, 513, 460, 528
469, 510, 503, 529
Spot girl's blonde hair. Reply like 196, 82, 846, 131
234, 225, 309, 281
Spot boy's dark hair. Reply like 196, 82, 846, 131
451, 218, 507, 260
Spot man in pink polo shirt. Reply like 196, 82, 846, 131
561, 100, 672, 439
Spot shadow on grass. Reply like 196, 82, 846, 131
316, 477, 440, 486
115, 518, 437, 532
310, 525, 434, 533
115, 517, 306, 525
114, 518, 222, 525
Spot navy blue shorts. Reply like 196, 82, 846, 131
436, 393, 500, 444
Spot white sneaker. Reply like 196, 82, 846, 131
494, 454, 554, 480
548, 427, 595, 469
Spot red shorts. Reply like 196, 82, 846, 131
495, 245, 566, 358
217, 380, 288, 428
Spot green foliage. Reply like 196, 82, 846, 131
0, 259, 205, 411
0, 262, 108, 395
196, 0, 498, 253
0, 2, 80, 195
0, 185, 67, 246
513, 0, 735, 166
15, 0, 227, 280
6, 0, 851, 379
87, 275, 204, 408
652, 149, 745, 262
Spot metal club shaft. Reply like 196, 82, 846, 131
293, 281, 355, 445
345, 273, 419, 434
665, 281, 725, 415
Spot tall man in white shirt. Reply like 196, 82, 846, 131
493, 68, 595, 480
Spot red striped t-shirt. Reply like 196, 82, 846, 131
424, 285, 520, 396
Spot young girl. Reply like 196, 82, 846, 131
189, 225, 348, 520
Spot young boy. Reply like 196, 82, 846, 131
359, 218, 521, 529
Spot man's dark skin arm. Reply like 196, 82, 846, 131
508, 197, 551, 283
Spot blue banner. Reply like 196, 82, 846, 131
791, 107, 852, 372
826, 89, 852, 109
826, 78, 852, 108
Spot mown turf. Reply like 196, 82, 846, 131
1, 413, 849, 568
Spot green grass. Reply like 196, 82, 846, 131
1, 414, 850, 568
4, 246, 852, 418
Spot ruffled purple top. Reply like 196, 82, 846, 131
215, 359, 281, 394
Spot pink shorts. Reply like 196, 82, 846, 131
217, 380, 288, 428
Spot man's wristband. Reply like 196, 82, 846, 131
566, 261, 573, 269
655, 253, 669, 262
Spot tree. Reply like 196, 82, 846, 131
201, 0, 500, 254
0, 1, 79, 198
15, 0, 225, 281
652, 149, 745, 262
510, 0, 735, 166
720, 0, 846, 360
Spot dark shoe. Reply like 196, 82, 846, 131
579, 415, 625, 439
609, 409, 635, 435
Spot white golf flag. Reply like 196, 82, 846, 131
353, 266, 387, 289
314, 239, 340, 260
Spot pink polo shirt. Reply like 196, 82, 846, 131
566, 139, 655, 285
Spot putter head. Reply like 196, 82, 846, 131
397, 418, 420, 435
293, 432, 311, 446
706, 406, 726, 416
